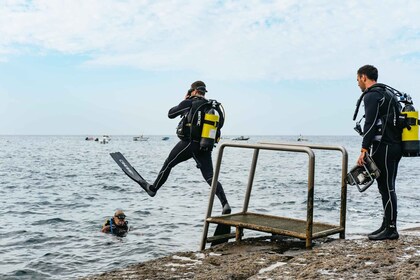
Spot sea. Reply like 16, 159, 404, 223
0, 135, 419, 279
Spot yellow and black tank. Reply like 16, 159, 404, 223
401, 104, 420, 157
200, 108, 219, 150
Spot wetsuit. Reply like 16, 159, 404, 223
362, 84, 402, 228
103, 218, 129, 237
151, 96, 229, 207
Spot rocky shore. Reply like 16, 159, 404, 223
83, 228, 420, 279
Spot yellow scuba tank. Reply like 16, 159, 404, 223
401, 104, 420, 157
200, 108, 219, 150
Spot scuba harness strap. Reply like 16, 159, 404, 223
184, 98, 225, 147
352, 83, 420, 156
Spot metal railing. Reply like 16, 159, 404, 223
200, 142, 348, 250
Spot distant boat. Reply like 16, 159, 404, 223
162, 136, 170, 141
297, 135, 308, 142
232, 136, 250, 141
99, 135, 111, 144
85, 137, 95, 141
133, 135, 149, 141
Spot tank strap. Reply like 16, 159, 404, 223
109, 218, 113, 234
203, 119, 218, 126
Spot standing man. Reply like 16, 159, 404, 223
144, 81, 231, 214
355, 65, 402, 240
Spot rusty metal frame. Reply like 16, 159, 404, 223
200, 142, 348, 250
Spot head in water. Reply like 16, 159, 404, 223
113, 209, 126, 226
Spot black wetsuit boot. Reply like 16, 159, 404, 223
368, 218, 387, 237
368, 223, 399, 240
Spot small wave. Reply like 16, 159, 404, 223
102, 185, 125, 191
32, 218, 73, 226
9, 268, 51, 279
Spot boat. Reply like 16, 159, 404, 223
162, 136, 170, 141
133, 135, 149, 141
232, 136, 250, 141
297, 134, 308, 141
99, 135, 111, 144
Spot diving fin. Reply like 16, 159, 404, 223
110, 152, 156, 197
210, 224, 231, 247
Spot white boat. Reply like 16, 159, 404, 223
99, 135, 111, 144
133, 135, 149, 141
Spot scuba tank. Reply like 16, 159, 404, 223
401, 104, 420, 157
200, 106, 219, 151
346, 153, 380, 192
183, 98, 225, 150
352, 83, 420, 157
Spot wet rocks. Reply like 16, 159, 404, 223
83, 231, 420, 280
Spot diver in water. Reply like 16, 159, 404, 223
144, 81, 231, 214
101, 210, 129, 237
355, 65, 402, 240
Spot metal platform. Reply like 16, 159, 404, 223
207, 212, 345, 240
200, 142, 348, 250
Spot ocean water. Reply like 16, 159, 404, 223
0, 135, 419, 279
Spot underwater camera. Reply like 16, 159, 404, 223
346, 153, 380, 192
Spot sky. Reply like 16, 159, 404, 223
0, 0, 419, 136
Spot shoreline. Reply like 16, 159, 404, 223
82, 228, 420, 279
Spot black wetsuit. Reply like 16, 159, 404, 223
151, 96, 229, 207
103, 218, 129, 237
362, 84, 402, 227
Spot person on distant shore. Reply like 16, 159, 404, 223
101, 210, 129, 237
355, 65, 402, 240
141, 81, 231, 214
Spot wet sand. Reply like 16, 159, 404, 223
82, 228, 420, 279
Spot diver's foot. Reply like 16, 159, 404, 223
144, 184, 156, 197
140, 183, 157, 197
369, 218, 386, 236
222, 202, 231, 214
368, 226, 399, 241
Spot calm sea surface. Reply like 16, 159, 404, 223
0, 135, 419, 279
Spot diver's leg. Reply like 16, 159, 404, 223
152, 140, 193, 192
194, 148, 230, 213
369, 143, 401, 240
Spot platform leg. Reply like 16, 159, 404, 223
235, 227, 243, 241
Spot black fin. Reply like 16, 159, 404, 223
110, 152, 145, 184
210, 224, 231, 247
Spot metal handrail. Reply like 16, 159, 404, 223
260, 141, 348, 239
200, 142, 316, 250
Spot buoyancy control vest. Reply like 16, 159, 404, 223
353, 83, 420, 157
104, 218, 129, 237
176, 97, 225, 150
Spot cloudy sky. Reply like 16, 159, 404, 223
0, 0, 419, 135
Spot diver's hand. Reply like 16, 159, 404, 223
357, 148, 368, 166
101, 225, 110, 233
357, 152, 365, 166
185, 89, 193, 99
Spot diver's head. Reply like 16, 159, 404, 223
114, 210, 126, 226
190, 80, 207, 97
357, 65, 378, 92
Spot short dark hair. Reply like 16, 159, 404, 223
357, 65, 378, 81
190, 80, 207, 94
